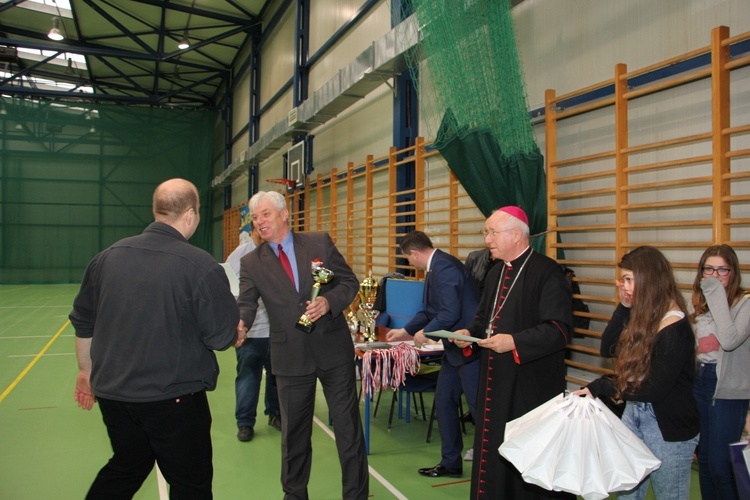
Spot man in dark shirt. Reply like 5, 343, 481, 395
70, 178, 241, 499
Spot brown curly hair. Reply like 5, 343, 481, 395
613, 246, 688, 397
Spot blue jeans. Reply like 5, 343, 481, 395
235, 337, 279, 428
694, 362, 748, 500
618, 402, 698, 500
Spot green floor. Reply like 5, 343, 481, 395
0, 285, 702, 499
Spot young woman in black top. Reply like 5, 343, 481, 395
575, 246, 699, 499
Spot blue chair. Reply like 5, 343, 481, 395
378, 278, 424, 329
388, 372, 437, 427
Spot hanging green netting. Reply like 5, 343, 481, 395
396, 0, 537, 155
394, 0, 548, 251
0, 98, 217, 284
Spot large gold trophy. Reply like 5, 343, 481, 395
296, 259, 334, 333
357, 270, 380, 342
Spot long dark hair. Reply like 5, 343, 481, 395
690, 244, 744, 322
613, 246, 688, 396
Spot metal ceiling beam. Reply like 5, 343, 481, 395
129, 0, 259, 26
0, 34, 230, 75
0, 0, 30, 15
82, 0, 160, 57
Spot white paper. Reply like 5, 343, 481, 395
729, 440, 750, 477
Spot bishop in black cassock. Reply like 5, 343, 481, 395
457, 206, 574, 499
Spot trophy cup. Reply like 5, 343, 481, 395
296, 259, 334, 333
346, 310, 359, 343
356, 270, 380, 343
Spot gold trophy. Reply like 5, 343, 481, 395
296, 259, 334, 333
346, 310, 359, 343
356, 270, 380, 342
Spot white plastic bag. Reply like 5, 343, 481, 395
499, 393, 661, 500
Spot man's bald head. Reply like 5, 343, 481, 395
153, 179, 199, 224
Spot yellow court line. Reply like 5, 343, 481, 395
0, 320, 70, 405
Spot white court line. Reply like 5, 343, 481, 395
312, 415, 408, 500
155, 464, 169, 500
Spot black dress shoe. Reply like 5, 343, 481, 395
237, 426, 254, 442
418, 464, 462, 478
268, 415, 282, 431
460, 411, 474, 425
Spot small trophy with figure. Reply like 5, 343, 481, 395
296, 259, 334, 333
356, 270, 380, 343
346, 310, 360, 343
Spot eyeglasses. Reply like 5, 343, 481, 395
702, 266, 732, 277
481, 228, 515, 238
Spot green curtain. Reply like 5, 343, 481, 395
437, 110, 547, 253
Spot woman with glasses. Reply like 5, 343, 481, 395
575, 246, 699, 499
691, 244, 750, 500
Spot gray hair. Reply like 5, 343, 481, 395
248, 191, 287, 213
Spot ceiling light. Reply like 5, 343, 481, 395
178, 32, 190, 50
48, 17, 64, 41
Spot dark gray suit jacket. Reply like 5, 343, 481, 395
238, 231, 359, 377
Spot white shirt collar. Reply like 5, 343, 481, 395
425, 249, 437, 272
505, 245, 530, 268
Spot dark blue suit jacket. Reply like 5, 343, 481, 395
403, 249, 480, 366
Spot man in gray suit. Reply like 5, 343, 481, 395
237, 191, 368, 500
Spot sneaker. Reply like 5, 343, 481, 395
463, 448, 474, 461
237, 426, 254, 442
268, 415, 282, 431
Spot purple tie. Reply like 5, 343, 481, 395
278, 244, 295, 286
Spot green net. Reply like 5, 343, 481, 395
0, 98, 217, 284
397, 0, 537, 155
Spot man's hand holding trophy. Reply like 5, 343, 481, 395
296, 258, 334, 333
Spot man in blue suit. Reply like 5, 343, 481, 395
386, 230, 480, 478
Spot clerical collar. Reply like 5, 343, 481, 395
504, 246, 531, 269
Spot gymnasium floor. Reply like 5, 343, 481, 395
0, 285, 701, 499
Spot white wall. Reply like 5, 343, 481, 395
515, 0, 750, 110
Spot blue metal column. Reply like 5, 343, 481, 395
392, 0, 418, 275
292, 0, 310, 222
249, 41, 261, 199
293, 0, 309, 107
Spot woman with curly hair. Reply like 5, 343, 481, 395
576, 246, 699, 499
691, 244, 750, 500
